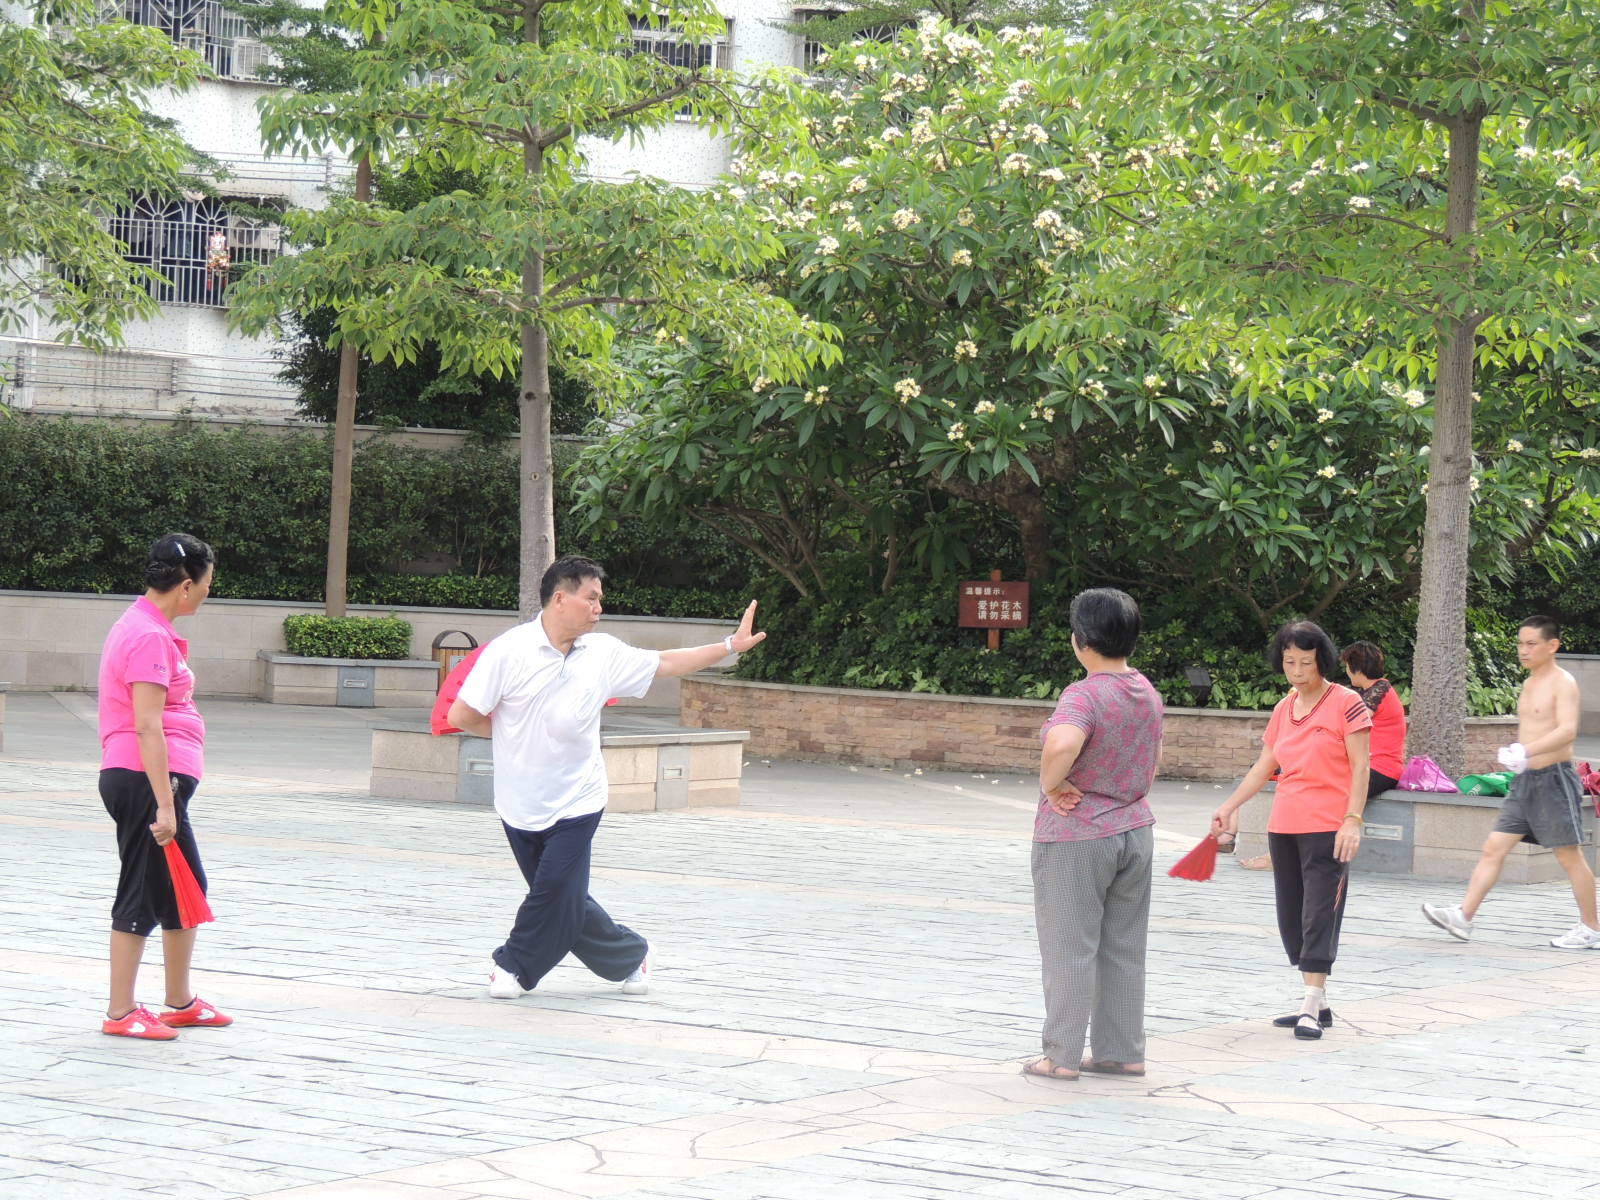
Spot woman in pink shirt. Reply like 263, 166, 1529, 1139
97, 533, 232, 1040
1212, 621, 1371, 1042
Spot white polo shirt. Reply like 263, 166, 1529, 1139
456, 617, 660, 831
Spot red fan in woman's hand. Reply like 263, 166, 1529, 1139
164, 841, 214, 928
1168, 834, 1220, 882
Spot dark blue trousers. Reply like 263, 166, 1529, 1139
494, 810, 647, 990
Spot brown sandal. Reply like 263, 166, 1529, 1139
1021, 1056, 1079, 1080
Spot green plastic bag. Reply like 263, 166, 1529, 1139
1457, 772, 1514, 796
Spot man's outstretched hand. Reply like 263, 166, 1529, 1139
731, 600, 768, 653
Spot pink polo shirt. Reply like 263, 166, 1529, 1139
98, 596, 205, 778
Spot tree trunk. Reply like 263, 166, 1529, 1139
1408, 113, 1482, 777
517, 1, 554, 618
323, 153, 372, 618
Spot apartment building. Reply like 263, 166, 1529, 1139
3, 0, 819, 422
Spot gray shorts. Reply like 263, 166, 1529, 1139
1493, 761, 1588, 848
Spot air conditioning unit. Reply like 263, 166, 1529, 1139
226, 213, 282, 253
225, 37, 274, 81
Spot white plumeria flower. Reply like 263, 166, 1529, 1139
1403, 389, 1426, 407
1515, 144, 1537, 160
881, 127, 903, 143
894, 378, 922, 402
816, 236, 840, 256
1348, 195, 1373, 210
974, 400, 997, 415
951, 248, 973, 267
1317, 465, 1337, 479
954, 339, 979, 361
947, 421, 967, 442
891, 208, 921, 230
1557, 173, 1581, 189
1143, 374, 1164, 390
1506, 439, 1523, 452
1317, 408, 1335, 423
1469, 475, 1481, 491
1211, 440, 1227, 454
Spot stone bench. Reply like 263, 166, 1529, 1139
369, 720, 749, 813
257, 651, 439, 708
1236, 784, 1599, 883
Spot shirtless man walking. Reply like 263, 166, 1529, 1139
1422, 615, 1600, 949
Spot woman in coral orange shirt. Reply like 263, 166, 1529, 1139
1340, 641, 1407, 796
1211, 621, 1371, 1042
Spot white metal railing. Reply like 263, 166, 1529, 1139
98, 0, 278, 81
218, 151, 356, 190
105, 196, 282, 309
0, 338, 299, 416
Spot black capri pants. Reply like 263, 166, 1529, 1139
99, 768, 206, 937
1267, 830, 1347, 975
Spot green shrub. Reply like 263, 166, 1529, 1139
0, 418, 756, 610
282, 614, 413, 659
736, 582, 1525, 715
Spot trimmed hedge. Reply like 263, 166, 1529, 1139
0, 417, 754, 617
282, 614, 413, 660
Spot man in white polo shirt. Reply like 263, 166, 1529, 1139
448, 555, 766, 999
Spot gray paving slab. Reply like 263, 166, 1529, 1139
3, 693, 1600, 1200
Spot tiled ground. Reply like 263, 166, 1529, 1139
4, 737, 1600, 1199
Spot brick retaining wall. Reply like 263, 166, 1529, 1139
679, 676, 1517, 782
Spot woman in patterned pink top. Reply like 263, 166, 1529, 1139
1023, 588, 1164, 1082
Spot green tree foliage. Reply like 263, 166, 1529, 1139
229, 0, 837, 615
0, 0, 206, 346
273, 163, 595, 436
579, 15, 1599, 732
1065, 0, 1600, 771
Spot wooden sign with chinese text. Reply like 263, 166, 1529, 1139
958, 579, 1029, 629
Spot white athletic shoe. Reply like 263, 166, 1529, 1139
487, 963, 526, 999
621, 943, 652, 995
1421, 902, 1473, 942
1549, 922, 1600, 950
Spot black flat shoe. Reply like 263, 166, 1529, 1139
1272, 1007, 1332, 1029
1292, 1013, 1324, 1040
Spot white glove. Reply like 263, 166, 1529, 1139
1496, 742, 1528, 774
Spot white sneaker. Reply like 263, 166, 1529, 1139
487, 963, 526, 999
1550, 922, 1600, 949
621, 943, 652, 995
1421, 902, 1473, 942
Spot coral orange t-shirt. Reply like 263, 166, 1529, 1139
1366, 684, 1407, 779
1263, 683, 1372, 834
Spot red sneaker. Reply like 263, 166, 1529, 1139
158, 996, 234, 1028
103, 1006, 179, 1040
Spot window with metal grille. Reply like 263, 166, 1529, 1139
791, 7, 907, 70
98, 0, 276, 81
108, 197, 282, 309
628, 14, 733, 73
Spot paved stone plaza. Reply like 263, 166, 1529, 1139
3, 693, 1599, 1199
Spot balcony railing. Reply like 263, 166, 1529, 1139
98, 0, 277, 81
107, 197, 282, 309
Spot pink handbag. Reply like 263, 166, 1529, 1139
1397, 755, 1458, 793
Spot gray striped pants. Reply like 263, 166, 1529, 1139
1031, 825, 1154, 1065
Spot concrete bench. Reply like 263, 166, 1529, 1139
257, 651, 439, 708
1236, 783, 1598, 883
369, 720, 749, 812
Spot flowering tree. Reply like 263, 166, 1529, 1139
230, 0, 836, 614
580, 17, 1597, 664
1063, 0, 1600, 771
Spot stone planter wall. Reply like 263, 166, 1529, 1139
0, 589, 736, 708
679, 675, 1519, 782
257, 652, 440, 708
370, 723, 748, 811
1235, 785, 1597, 884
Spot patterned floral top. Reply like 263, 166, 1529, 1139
1034, 670, 1164, 842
